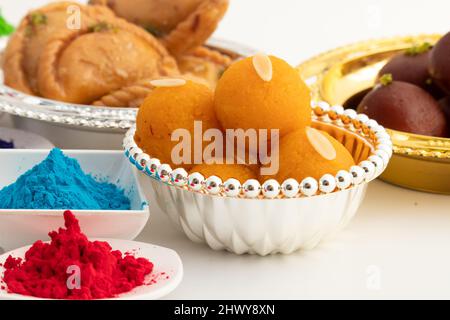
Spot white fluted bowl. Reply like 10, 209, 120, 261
149, 178, 366, 255
124, 103, 392, 255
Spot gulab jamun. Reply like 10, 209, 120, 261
430, 32, 450, 94
378, 43, 444, 99
378, 44, 431, 88
357, 75, 448, 137
438, 96, 450, 124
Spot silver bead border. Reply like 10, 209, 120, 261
123, 102, 393, 199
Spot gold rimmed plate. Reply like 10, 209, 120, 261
297, 34, 450, 194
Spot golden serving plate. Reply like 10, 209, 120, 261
297, 34, 450, 194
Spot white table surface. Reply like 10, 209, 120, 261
1, 0, 449, 300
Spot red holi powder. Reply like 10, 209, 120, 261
1, 210, 154, 300
145, 271, 170, 286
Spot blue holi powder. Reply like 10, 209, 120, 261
0, 148, 131, 210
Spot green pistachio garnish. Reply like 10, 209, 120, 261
405, 42, 432, 56
24, 12, 47, 37
28, 12, 47, 26
379, 73, 393, 86
88, 22, 118, 33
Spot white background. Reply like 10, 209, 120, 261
3, 0, 450, 64
1, 0, 450, 299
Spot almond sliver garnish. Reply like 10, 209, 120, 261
150, 78, 187, 88
252, 53, 273, 82
306, 127, 337, 161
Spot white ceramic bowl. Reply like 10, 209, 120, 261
125, 103, 392, 255
0, 150, 150, 252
